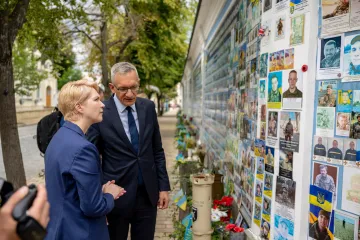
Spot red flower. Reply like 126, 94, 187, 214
233, 227, 244, 233
225, 224, 236, 231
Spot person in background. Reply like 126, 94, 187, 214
99, 83, 105, 101
45, 79, 125, 240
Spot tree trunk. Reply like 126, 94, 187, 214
0, 18, 26, 188
100, 21, 110, 97
157, 93, 163, 117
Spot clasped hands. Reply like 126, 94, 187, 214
102, 180, 126, 199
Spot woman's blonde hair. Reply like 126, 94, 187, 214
58, 79, 99, 121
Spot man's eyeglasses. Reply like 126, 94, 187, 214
112, 85, 139, 94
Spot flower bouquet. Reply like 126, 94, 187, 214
225, 224, 245, 240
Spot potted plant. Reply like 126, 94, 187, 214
185, 137, 196, 158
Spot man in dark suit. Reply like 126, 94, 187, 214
87, 62, 170, 240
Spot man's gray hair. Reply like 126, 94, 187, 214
111, 62, 139, 83
319, 165, 327, 170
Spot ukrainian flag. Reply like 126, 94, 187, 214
177, 195, 187, 211
182, 213, 192, 227
309, 185, 333, 212
172, 189, 184, 203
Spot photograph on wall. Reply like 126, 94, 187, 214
317, 35, 343, 79
343, 30, 360, 81
309, 185, 334, 240
264, 172, 274, 197
260, 218, 271, 240
239, 43, 247, 71
275, 176, 296, 220
343, 139, 359, 165
282, 69, 303, 109
327, 137, 344, 165
260, 53, 269, 78
254, 202, 262, 227
352, 90, 360, 112
290, 0, 309, 16
336, 112, 351, 136
261, 21, 272, 47
284, 48, 295, 70
321, 0, 350, 36
274, 214, 294, 240
269, 50, 285, 72
318, 80, 338, 107
275, 15, 286, 41
261, 105, 267, 122
262, 196, 272, 223
350, 0, 360, 30
279, 150, 294, 179
267, 71, 282, 109
341, 166, 360, 214
259, 79, 266, 103
337, 90, 353, 112
267, 111, 279, 147
265, 146, 275, 173
279, 111, 301, 152
290, 14, 305, 46
260, 122, 267, 140
275, 0, 290, 12
316, 107, 335, 137
312, 162, 338, 205
255, 179, 263, 203
350, 111, 360, 139
257, 156, 265, 178
255, 139, 266, 158
313, 136, 328, 161
334, 210, 359, 240
263, 0, 272, 13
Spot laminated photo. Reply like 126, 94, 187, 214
262, 196, 272, 223
274, 214, 294, 240
327, 137, 344, 165
260, 53, 269, 78
259, 80, 266, 104
265, 146, 275, 173
312, 162, 339, 205
264, 172, 274, 197
260, 218, 271, 240
279, 111, 301, 152
261, 20, 272, 47
255, 139, 266, 158
321, 0, 350, 36
350, 111, 360, 139
318, 80, 338, 107
290, 14, 305, 46
282, 70, 303, 109
267, 111, 279, 147
279, 150, 294, 179
255, 179, 263, 203
333, 210, 359, 240
256, 157, 265, 180
316, 107, 335, 137
309, 185, 334, 240
337, 90, 353, 112
335, 112, 351, 137
254, 202, 262, 227
343, 30, 360, 81
275, 176, 296, 220
290, 0, 309, 16
267, 71, 282, 109
352, 90, 360, 112
343, 139, 359, 166
317, 35, 344, 79
284, 48, 295, 70
341, 166, 360, 214
313, 136, 328, 161
275, 15, 286, 41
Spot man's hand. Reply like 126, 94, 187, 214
158, 191, 169, 210
0, 184, 50, 240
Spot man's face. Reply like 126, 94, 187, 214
288, 72, 297, 89
342, 92, 349, 104
327, 87, 332, 95
272, 77, 278, 91
320, 168, 327, 177
110, 71, 139, 106
350, 141, 355, 150
339, 116, 347, 128
351, 41, 360, 66
318, 215, 329, 230
324, 43, 336, 59
333, 140, 338, 148
318, 137, 323, 144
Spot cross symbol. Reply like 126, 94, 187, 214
343, 160, 347, 166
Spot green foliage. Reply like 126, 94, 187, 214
58, 68, 83, 90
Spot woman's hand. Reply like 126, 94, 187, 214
103, 180, 126, 199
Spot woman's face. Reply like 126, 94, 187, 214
351, 41, 360, 66
81, 88, 105, 124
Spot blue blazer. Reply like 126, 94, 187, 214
87, 97, 170, 216
45, 121, 114, 240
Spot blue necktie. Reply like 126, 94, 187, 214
126, 106, 143, 185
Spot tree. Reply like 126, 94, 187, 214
0, 0, 76, 187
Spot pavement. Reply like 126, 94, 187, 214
0, 108, 180, 239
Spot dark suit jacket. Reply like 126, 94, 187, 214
45, 121, 114, 240
87, 96, 170, 215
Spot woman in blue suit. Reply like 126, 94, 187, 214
45, 80, 125, 240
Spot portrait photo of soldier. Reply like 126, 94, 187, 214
275, 176, 296, 209
268, 74, 282, 103
336, 112, 350, 136
327, 138, 344, 160
308, 210, 331, 240
344, 139, 357, 161
350, 113, 360, 139
320, 38, 341, 69
318, 82, 337, 107
268, 111, 278, 137
344, 33, 360, 77
260, 220, 270, 240
283, 70, 303, 99
313, 163, 337, 196
314, 136, 327, 157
